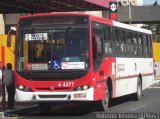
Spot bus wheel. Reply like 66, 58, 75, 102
96, 86, 109, 111
38, 102, 52, 113
134, 78, 142, 101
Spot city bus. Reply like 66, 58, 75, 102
7, 13, 154, 112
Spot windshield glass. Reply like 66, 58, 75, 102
17, 26, 89, 72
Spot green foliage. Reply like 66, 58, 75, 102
141, 24, 160, 42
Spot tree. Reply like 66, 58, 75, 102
141, 24, 160, 42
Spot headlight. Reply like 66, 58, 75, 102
73, 85, 91, 91
18, 86, 24, 90
17, 85, 32, 92
83, 85, 90, 90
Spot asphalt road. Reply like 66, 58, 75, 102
4, 82, 160, 119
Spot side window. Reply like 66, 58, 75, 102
97, 36, 103, 57
143, 34, 152, 57
104, 26, 112, 55
112, 28, 118, 41
132, 33, 138, 56
119, 30, 126, 56
111, 28, 120, 56
137, 34, 143, 56
92, 22, 104, 71
146, 35, 152, 57
142, 35, 148, 57
126, 31, 133, 56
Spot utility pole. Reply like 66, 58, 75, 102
129, 0, 131, 25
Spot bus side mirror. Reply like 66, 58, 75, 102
7, 26, 16, 47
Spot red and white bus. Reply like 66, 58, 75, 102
8, 13, 154, 112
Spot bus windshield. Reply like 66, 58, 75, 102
17, 26, 89, 72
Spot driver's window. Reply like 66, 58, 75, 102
92, 22, 104, 71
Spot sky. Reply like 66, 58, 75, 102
143, 0, 160, 4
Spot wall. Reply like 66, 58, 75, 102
153, 42, 160, 78
117, 6, 160, 24
4, 14, 20, 25
83, 11, 103, 17
0, 14, 4, 34
156, 62, 160, 78
0, 35, 15, 70
153, 42, 160, 62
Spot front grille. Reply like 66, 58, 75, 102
35, 87, 70, 91
38, 95, 67, 99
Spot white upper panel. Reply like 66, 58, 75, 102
113, 21, 152, 34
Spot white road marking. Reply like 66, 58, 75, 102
130, 104, 146, 111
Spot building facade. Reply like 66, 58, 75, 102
117, 0, 143, 27
118, 0, 143, 6
0, 14, 4, 34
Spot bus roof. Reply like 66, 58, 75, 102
19, 12, 90, 19
18, 13, 152, 35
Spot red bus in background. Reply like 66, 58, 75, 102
8, 13, 154, 112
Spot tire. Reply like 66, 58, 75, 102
38, 102, 52, 113
134, 77, 142, 101
96, 86, 109, 111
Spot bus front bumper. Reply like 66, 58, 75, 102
15, 88, 94, 102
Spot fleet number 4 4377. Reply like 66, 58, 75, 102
58, 82, 74, 87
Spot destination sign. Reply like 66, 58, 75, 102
25, 33, 48, 41
19, 16, 88, 26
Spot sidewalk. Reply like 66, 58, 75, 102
0, 100, 37, 119
0, 96, 37, 113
